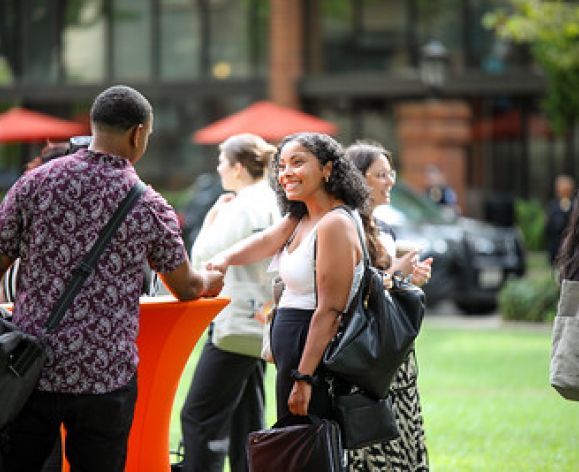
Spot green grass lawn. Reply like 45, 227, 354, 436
169, 321, 579, 471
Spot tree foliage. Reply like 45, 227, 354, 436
484, 0, 579, 134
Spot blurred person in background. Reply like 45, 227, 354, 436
545, 174, 576, 267
424, 164, 459, 216
180, 134, 279, 472
346, 141, 431, 471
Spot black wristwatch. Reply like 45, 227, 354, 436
290, 369, 316, 385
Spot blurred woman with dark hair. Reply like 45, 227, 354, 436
346, 141, 431, 471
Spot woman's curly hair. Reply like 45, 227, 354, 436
269, 132, 370, 219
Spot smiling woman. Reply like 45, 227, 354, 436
204, 133, 375, 434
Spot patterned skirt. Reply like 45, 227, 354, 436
347, 350, 429, 471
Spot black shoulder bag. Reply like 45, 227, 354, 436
0, 181, 146, 430
322, 206, 426, 399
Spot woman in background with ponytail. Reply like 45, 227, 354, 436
180, 133, 280, 472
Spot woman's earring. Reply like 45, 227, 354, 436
324, 175, 330, 183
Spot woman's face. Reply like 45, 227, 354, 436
365, 154, 396, 207
277, 140, 328, 202
216, 152, 237, 191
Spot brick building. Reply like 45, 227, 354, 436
0, 1, 575, 219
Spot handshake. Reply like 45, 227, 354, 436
195, 253, 230, 298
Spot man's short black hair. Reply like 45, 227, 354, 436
90, 85, 152, 131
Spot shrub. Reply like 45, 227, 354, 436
498, 274, 560, 322
515, 198, 546, 251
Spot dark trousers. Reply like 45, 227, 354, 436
180, 339, 265, 472
2, 376, 137, 472
271, 308, 333, 420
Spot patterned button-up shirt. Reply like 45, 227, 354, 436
0, 149, 186, 394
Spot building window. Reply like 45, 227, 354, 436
160, 0, 201, 80
63, 0, 107, 83
209, 0, 249, 79
112, 0, 152, 81
21, 0, 59, 84
319, 0, 410, 74
416, 0, 463, 71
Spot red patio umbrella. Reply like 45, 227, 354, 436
193, 100, 338, 144
0, 107, 88, 143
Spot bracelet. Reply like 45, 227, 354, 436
392, 270, 405, 283
290, 369, 316, 385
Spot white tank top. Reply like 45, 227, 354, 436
278, 210, 364, 310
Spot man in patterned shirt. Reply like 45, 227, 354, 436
0, 85, 223, 472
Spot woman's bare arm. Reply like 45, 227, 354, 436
207, 214, 299, 272
288, 212, 361, 415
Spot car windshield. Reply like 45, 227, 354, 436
389, 182, 450, 224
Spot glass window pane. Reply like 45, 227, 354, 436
112, 0, 152, 81
160, 0, 201, 81
320, 0, 409, 73
361, 0, 409, 69
468, 0, 530, 74
63, 0, 106, 83
209, 0, 251, 79
417, 1, 463, 69
21, 0, 59, 84
0, 2, 18, 85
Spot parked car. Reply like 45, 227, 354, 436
179, 174, 526, 314
375, 182, 526, 314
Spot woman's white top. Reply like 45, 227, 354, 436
277, 209, 364, 311
191, 179, 280, 319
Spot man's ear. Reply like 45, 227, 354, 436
129, 124, 144, 148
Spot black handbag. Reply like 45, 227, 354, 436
0, 181, 146, 431
332, 391, 399, 449
247, 414, 344, 472
321, 206, 425, 399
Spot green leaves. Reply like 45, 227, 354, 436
483, 0, 579, 134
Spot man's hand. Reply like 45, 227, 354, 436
199, 268, 224, 297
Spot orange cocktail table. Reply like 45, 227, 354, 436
61, 295, 229, 472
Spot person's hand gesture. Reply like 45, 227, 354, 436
391, 250, 420, 277
199, 268, 224, 297
205, 254, 229, 274
411, 257, 433, 287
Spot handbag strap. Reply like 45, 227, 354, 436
313, 205, 369, 306
44, 181, 147, 332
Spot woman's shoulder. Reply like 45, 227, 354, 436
317, 207, 359, 240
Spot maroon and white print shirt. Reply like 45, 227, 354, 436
0, 149, 186, 394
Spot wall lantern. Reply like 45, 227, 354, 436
419, 40, 449, 96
